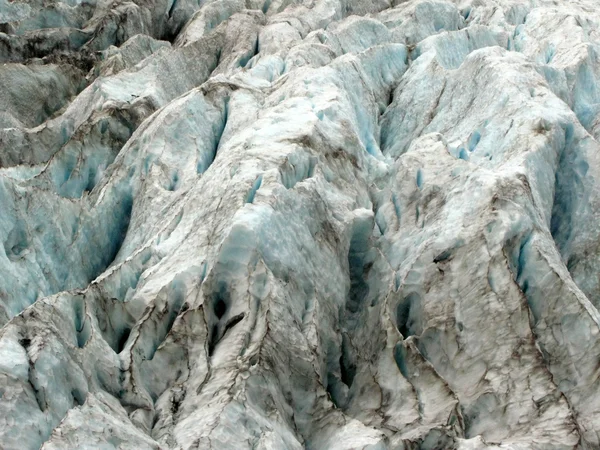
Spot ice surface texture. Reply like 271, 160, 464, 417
2, 0, 600, 449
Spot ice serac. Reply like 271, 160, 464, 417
2, 0, 600, 449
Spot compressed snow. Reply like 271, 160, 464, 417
2, 0, 600, 449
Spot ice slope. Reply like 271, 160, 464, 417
2, 0, 600, 449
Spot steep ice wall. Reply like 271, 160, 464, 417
2, 0, 600, 449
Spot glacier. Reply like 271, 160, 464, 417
2, 0, 600, 448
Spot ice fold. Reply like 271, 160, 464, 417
3, 0, 600, 449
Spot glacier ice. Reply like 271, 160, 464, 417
3, 0, 600, 449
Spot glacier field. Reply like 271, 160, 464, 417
3, 0, 600, 448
